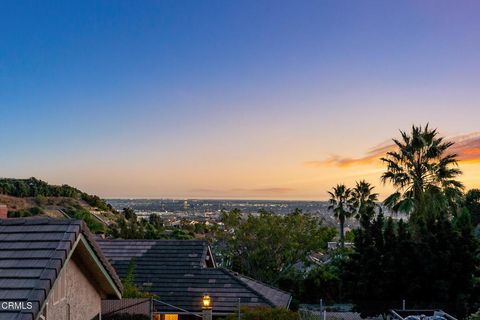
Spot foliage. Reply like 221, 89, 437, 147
0, 177, 114, 211
300, 266, 342, 305
217, 208, 336, 285
342, 211, 479, 318
344, 230, 355, 242
123, 208, 136, 220
350, 180, 379, 227
380, 124, 463, 218
35, 194, 48, 206
277, 268, 305, 309
221, 306, 299, 320
122, 259, 155, 299
64, 205, 107, 233
303, 264, 342, 303
8, 207, 43, 217
328, 184, 354, 247
467, 310, 480, 320
109, 208, 212, 240
279, 248, 352, 310
466, 189, 480, 226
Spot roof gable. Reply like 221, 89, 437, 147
0, 218, 123, 320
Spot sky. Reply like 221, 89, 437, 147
1, 0, 479, 200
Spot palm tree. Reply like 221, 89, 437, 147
381, 124, 463, 217
328, 184, 353, 247
350, 180, 379, 227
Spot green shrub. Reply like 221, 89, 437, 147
122, 259, 155, 299
64, 205, 106, 233
35, 195, 48, 206
8, 207, 43, 217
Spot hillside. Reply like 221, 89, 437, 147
0, 177, 118, 233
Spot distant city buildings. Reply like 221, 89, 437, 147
107, 199, 353, 228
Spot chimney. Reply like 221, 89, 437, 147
0, 204, 8, 219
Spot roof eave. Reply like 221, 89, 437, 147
77, 235, 122, 299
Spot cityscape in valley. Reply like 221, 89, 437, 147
108, 198, 331, 216
108, 198, 339, 222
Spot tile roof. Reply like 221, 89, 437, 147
98, 239, 291, 314
0, 218, 123, 320
226, 271, 292, 308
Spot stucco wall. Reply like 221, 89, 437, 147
44, 258, 102, 320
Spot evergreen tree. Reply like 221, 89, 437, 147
466, 189, 480, 226
343, 212, 479, 318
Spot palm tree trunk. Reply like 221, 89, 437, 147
340, 219, 345, 248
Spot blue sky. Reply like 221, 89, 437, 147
1, 1, 480, 199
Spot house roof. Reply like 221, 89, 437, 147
0, 218, 123, 320
98, 239, 292, 314
226, 271, 292, 308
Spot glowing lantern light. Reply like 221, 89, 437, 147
202, 294, 211, 309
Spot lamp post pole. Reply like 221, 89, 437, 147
202, 308, 212, 320
202, 294, 212, 320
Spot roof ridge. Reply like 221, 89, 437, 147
217, 268, 275, 307
200, 242, 209, 268
226, 270, 291, 296
97, 239, 207, 243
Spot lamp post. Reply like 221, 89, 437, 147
202, 294, 212, 320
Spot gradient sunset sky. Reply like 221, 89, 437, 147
1, 1, 479, 200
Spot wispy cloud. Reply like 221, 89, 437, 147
305, 132, 480, 168
450, 132, 480, 162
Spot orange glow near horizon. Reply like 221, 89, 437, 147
7, 131, 480, 201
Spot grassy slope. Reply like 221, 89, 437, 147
1, 194, 119, 232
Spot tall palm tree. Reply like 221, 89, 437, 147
350, 180, 379, 227
328, 184, 353, 247
381, 124, 463, 217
